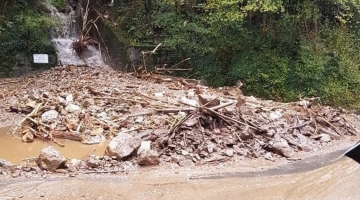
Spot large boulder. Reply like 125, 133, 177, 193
36, 146, 67, 171
105, 133, 141, 160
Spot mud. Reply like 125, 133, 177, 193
0, 156, 358, 200
0, 127, 108, 164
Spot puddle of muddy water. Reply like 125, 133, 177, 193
0, 127, 108, 164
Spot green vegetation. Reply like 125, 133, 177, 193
51, 0, 67, 12
0, 0, 57, 77
112, 0, 360, 108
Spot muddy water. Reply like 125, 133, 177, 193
0, 127, 108, 164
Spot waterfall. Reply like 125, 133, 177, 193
49, 5, 105, 67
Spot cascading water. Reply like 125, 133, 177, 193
49, 5, 105, 66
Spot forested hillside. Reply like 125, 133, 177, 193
112, 0, 360, 108
0, 0, 57, 76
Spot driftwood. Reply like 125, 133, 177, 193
51, 131, 84, 142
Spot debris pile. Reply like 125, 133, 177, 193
1, 65, 359, 173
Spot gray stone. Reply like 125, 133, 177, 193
207, 144, 214, 153
66, 94, 73, 102
122, 161, 136, 174
224, 149, 234, 157
270, 136, 294, 158
137, 141, 151, 155
87, 157, 102, 168
264, 152, 274, 161
181, 150, 189, 156
105, 133, 141, 160
138, 150, 160, 166
65, 103, 81, 113
319, 134, 331, 143
0, 158, 12, 167
41, 110, 59, 122
179, 159, 195, 167
36, 146, 67, 171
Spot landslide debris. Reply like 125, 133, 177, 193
0, 65, 359, 176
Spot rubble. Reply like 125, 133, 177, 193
0, 65, 359, 177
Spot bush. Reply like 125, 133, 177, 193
0, 0, 57, 77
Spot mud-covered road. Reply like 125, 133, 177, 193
0, 148, 358, 200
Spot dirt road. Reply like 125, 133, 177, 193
0, 150, 358, 200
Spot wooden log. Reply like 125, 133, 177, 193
51, 131, 84, 142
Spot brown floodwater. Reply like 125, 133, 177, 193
0, 127, 108, 164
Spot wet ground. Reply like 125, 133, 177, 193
0, 155, 358, 200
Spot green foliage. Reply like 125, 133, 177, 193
0, 0, 56, 76
115, 0, 360, 108
51, 0, 67, 12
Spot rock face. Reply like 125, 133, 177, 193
105, 133, 141, 160
36, 146, 67, 171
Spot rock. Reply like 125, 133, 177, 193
207, 143, 215, 153
138, 150, 160, 166
82, 134, 105, 145
270, 137, 294, 158
103, 156, 111, 161
0, 158, 12, 167
319, 133, 331, 143
11, 170, 21, 178
181, 150, 189, 156
180, 96, 198, 107
65, 104, 81, 113
264, 152, 274, 161
224, 149, 234, 157
122, 161, 135, 174
137, 141, 151, 155
224, 137, 236, 146
135, 116, 144, 123
66, 94, 73, 102
97, 112, 109, 120
105, 133, 141, 160
269, 110, 283, 120
41, 110, 59, 122
87, 156, 102, 168
170, 156, 180, 163
154, 92, 164, 98
36, 146, 67, 171
179, 159, 195, 167
198, 94, 220, 107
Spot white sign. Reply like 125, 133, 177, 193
33, 54, 49, 64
